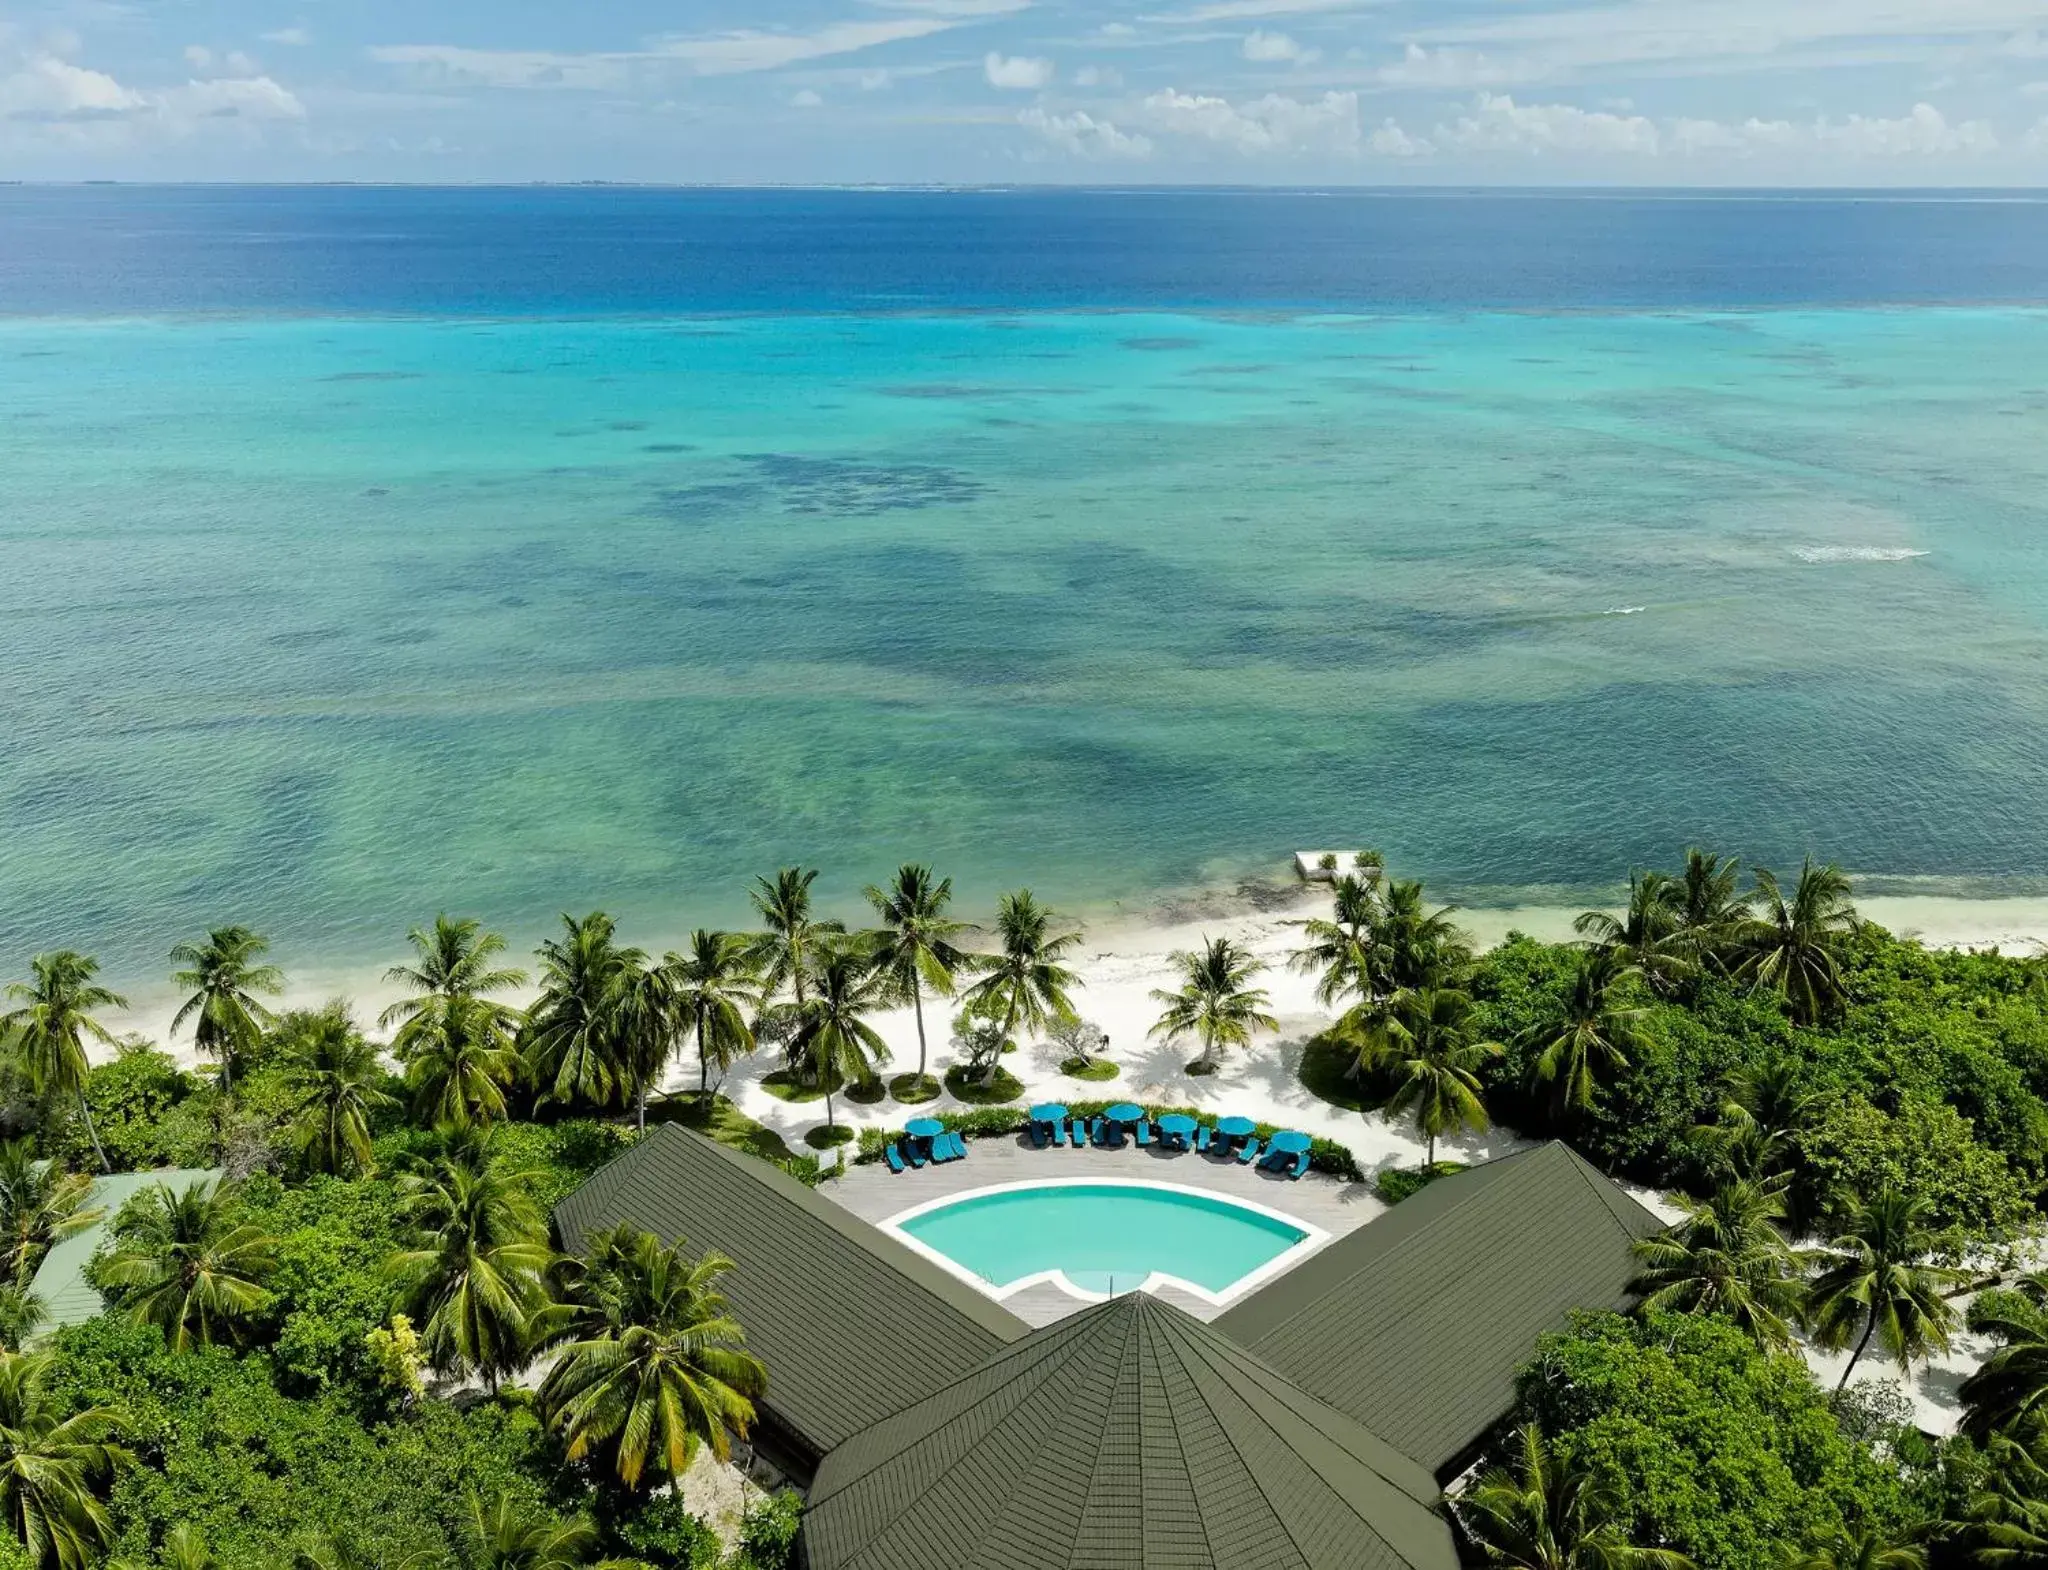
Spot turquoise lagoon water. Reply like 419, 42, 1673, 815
8, 191, 2048, 987
891, 1182, 1309, 1296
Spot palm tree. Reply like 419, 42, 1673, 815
98, 1179, 274, 1351
0, 1287, 42, 1354
1785, 1525, 1925, 1570
744, 867, 843, 1016
380, 915, 526, 1033
281, 1008, 396, 1176
656, 932, 760, 1097
1527, 949, 1646, 1117
963, 890, 1082, 1085
1626, 1180, 1804, 1351
1692, 1054, 1823, 1200
469, 1493, 620, 1570
2, 953, 124, 1174
1962, 1278, 2048, 1440
1372, 880, 1473, 994
791, 943, 892, 1133
0, 1143, 100, 1283
1740, 859, 1860, 1026
1954, 1433, 2048, 1565
388, 1150, 553, 1390
157, 1522, 217, 1570
1807, 1189, 1961, 1395
865, 865, 978, 1088
1148, 936, 1279, 1075
1382, 988, 1501, 1166
168, 926, 282, 1092
1289, 873, 1382, 1009
1671, 849, 1752, 975
1457, 1423, 1694, 1569
1574, 871, 1690, 996
0, 1349, 129, 1570
396, 994, 521, 1130
521, 913, 645, 1112
538, 1223, 764, 1494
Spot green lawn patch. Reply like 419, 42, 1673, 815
804, 1125, 857, 1150
1060, 1057, 1120, 1082
889, 1072, 942, 1104
944, 1065, 1025, 1105
760, 1068, 831, 1104
844, 1077, 887, 1106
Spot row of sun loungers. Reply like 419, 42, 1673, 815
882, 1130, 968, 1174
1027, 1115, 1311, 1178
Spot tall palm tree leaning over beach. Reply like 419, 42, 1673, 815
1381, 987, 1500, 1168
655, 931, 761, 1097
1, 952, 124, 1174
965, 890, 1083, 1087
1671, 849, 1753, 976
1574, 871, 1691, 997
521, 913, 646, 1112
791, 942, 893, 1133
744, 866, 843, 1021
1527, 947, 1646, 1118
396, 994, 521, 1131
281, 1008, 397, 1177
169, 925, 283, 1093
1288, 872, 1382, 1010
865, 863, 978, 1091
1149, 936, 1279, 1076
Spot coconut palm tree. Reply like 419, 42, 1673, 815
1962, 1278, 2048, 1441
1574, 872, 1691, 997
0, 1287, 42, 1355
396, 994, 520, 1130
1288, 873, 1382, 1009
98, 1179, 274, 1352
744, 867, 843, 1016
791, 943, 893, 1134
1785, 1525, 1926, 1570
0, 1142, 100, 1283
1953, 1433, 2048, 1565
1807, 1189, 1962, 1395
388, 1150, 553, 1390
1382, 988, 1501, 1167
0, 1348, 129, 1570
1457, 1423, 1694, 1569
522, 913, 646, 1112
2, 953, 124, 1174
380, 915, 527, 1034
1527, 948, 1646, 1117
281, 1008, 396, 1176
168, 926, 282, 1093
963, 891, 1082, 1086
538, 1223, 764, 1494
1627, 1180, 1804, 1351
468, 1493, 622, 1570
1148, 936, 1279, 1075
1372, 880, 1473, 994
865, 865, 978, 1088
654, 932, 760, 1098
1671, 849, 1752, 975
1740, 859, 1860, 1026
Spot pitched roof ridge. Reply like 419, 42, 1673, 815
1553, 1141, 1666, 1238
1071, 1296, 1146, 1548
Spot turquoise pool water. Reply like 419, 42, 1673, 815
892, 1182, 1310, 1298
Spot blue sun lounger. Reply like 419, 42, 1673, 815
1088, 1116, 1106, 1147
1194, 1126, 1213, 1154
1235, 1137, 1263, 1167
1134, 1119, 1154, 1148
1051, 1118, 1070, 1148
885, 1144, 907, 1174
1030, 1120, 1050, 1149
1286, 1149, 1310, 1179
952, 1132, 971, 1160
1070, 1117, 1089, 1147
905, 1138, 927, 1169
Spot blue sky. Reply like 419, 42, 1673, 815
2, 0, 2047, 182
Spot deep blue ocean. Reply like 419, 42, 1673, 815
6, 187, 2048, 987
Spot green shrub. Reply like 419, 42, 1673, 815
1791, 1094, 2031, 1246
1375, 1162, 1465, 1204
604, 1491, 723, 1569
805, 1125, 856, 1150
736, 1491, 803, 1570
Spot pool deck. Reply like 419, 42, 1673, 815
823, 1133, 1385, 1326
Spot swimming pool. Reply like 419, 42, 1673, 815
885, 1179, 1323, 1305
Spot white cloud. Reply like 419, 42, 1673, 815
790, 88, 824, 107
1242, 29, 1319, 63
1146, 0, 1372, 22
1072, 64, 1123, 87
1367, 117, 1431, 155
0, 55, 141, 119
166, 75, 305, 120
984, 51, 1054, 88
2027, 116, 2048, 147
1436, 92, 1662, 154
1820, 102, 1997, 154
1378, 43, 1534, 88
262, 28, 312, 48
185, 47, 261, 77
367, 45, 634, 90
2022, 79, 2048, 95
1098, 22, 1138, 36
1018, 104, 1153, 158
869, 0, 1032, 12
657, 19, 957, 75
1141, 86, 1362, 154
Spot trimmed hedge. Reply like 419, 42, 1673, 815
1374, 1161, 1466, 1204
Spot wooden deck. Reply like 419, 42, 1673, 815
823, 1132, 1385, 1326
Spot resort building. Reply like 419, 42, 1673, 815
554, 1127, 1662, 1566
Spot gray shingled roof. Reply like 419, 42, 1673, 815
1214, 1141, 1662, 1475
803, 1292, 1458, 1570
551, 1125, 1026, 1463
